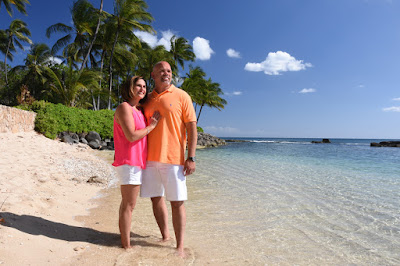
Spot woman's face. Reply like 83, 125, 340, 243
132, 79, 146, 99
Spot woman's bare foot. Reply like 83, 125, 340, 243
175, 247, 186, 258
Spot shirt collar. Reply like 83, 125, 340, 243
151, 84, 175, 97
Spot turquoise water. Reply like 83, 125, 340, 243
186, 138, 400, 265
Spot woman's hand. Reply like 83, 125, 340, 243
149, 111, 161, 128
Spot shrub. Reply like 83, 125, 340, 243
197, 126, 204, 133
18, 101, 114, 139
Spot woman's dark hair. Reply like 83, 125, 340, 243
120, 76, 148, 104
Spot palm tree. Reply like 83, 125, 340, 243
106, 0, 155, 109
80, 0, 104, 72
181, 66, 227, 123
0, 0, 30, 17
134, 42, 173, 88
169, 35, 195, 71
12, 43, 54, 98
196, 78, 227, 122
2, 19, 32, 84
45, 66, 101, 107
46, 0, 96, 61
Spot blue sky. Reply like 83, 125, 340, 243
1, 0, 400, 139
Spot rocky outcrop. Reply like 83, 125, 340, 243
312, 139, 331, 144
197, 132, 226, 148
370, 141, 400, 147
0, 105, 36, 133
58, 131, 114, 150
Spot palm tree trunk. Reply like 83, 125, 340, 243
108, 29, 119, 110
80, 0, 103, 73
197, 104, 204, 123
97, 50, 105, 110
4, 38, 12, 85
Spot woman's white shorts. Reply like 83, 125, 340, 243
114, 164, 142, 185
140, 161, 187, 201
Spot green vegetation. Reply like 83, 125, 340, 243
19, 101, 114, 139
1, 0, 227, 135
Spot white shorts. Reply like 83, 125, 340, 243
114, 165, 142, 185
140, 161, 187, 201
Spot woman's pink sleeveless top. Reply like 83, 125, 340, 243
112, 107, 147, 168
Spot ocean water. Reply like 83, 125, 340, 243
185, 138, 400, 265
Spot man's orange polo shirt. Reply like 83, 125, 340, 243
143, 85, 197, 165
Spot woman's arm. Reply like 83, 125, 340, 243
115, 103, 160, 142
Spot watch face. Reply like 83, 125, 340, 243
189, 157, 196, 162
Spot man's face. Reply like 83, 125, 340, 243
152, 62, 172, 88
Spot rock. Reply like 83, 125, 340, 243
107, 141, 114, 149
88, 140, 101, 149
197, 132, 226, 148
80, 137, 88, 145
312, 139, 331, 144
87, 176, 104, 184
371, 141, 400, 147
225, 139, 248, 143
61, 135, 75, 144
70, 133, 79, 143
85, 131, 101, 142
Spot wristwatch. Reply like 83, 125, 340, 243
188, 156, 196, 162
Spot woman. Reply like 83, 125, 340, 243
112, 76, 160, 249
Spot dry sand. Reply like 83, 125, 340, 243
0, 132, 195, 265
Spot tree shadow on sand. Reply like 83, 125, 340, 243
0, 212, 164, 248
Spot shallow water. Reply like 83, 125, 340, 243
184, 139, 400, 265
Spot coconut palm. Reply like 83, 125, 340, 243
106, 0, 154, 109
2, 19, 32, 84
196, 79, 227, 122
46, 0, 96, 61
181, 66, 227, 123
169, 35, 195, 71
45, 66, 101, 107
80, 0, 105, 72
134, 42, 174, 88
12, 43, 55, 99
0, 0, 30, 17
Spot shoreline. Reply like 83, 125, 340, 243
0, 131, 195, 265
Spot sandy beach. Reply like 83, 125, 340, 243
0, 131, 194, 265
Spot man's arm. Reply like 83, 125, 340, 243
183, 121, 197, 176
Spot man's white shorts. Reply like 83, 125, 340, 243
114, 165, 142, 185
140, 161, 187, 201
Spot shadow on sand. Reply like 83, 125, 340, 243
0, 212, 164, 248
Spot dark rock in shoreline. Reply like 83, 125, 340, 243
312, 138, 331, 144
370, 141, 400, 147
88, 139, 101, 149
225, 139, 249, 143
85, 131, 101, 142
197, 132, 226, 148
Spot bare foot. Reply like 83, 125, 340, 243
175, 248, 186, 258
158, 236, 171, 243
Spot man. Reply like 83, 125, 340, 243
141, 61, 197, 257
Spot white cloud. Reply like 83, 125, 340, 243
135, 31, 158, 47
392, 97, 400, 101
227, 48, 241, 58
244, 51, 312, 75
224, 91, 243, 96
203, 126, 239, 134
383, 106, 400, 112
358, 84, 365, 88
299, 88, 316, 94
48, 56, 63, 65
193, 37, 214, 60
134, 30, 175, 51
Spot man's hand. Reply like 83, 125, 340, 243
183, 159, 195, 176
